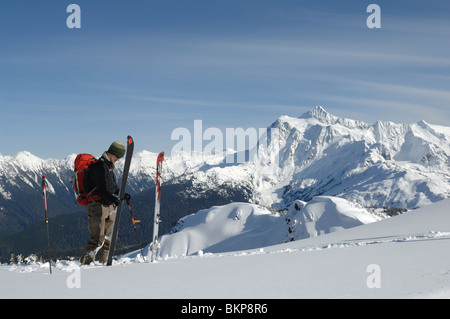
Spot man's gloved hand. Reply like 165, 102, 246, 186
113, 196, 121, 207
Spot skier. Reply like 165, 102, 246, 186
80, 141, 126, 265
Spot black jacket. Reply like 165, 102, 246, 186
85, 156, 119, 206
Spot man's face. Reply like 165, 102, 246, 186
108, 153, 121, 164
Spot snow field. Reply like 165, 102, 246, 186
1, 198, 450, 299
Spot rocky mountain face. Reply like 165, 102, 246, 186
267, 106, 450, 210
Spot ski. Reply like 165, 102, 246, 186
151, 151, 164, 262
106, 135, 134, 266
41, 175, 52, 274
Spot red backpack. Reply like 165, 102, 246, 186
72, 154, 101, 206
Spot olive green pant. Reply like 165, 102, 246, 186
81, 202, 116, 265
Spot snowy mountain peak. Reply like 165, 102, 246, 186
14, 151, 45, 171
301, 105, 336, 122
263, 107, 450, 209
299, 106, 370, 129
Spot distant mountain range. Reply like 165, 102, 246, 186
0, 106, 449, 253
158, 105, 449, 210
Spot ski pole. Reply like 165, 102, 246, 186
125, 194, 145, 260
152, 151, 164, 263
41, 175, 52, 274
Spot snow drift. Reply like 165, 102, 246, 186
156, 203, 285, 258
153, 196, 383, 259
284, 196, 383, 240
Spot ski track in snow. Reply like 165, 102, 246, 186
168, 230, 450, 259
4, 230, 450, 274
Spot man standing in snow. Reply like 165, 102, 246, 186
80, 141, 126, 265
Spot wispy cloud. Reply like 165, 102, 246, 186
128, 94, 307, 114
297, 78, 450, 126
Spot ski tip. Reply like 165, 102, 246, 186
127, 136, 134, 145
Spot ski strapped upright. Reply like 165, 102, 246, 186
41, 175, 52, 274
151, 151, 164, 262
106, 136, 134, 266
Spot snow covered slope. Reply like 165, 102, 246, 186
154, 197, 383, 258
156, 203, 286, 257
1, 198, 450, 299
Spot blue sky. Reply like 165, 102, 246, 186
1, 0, 450, 158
